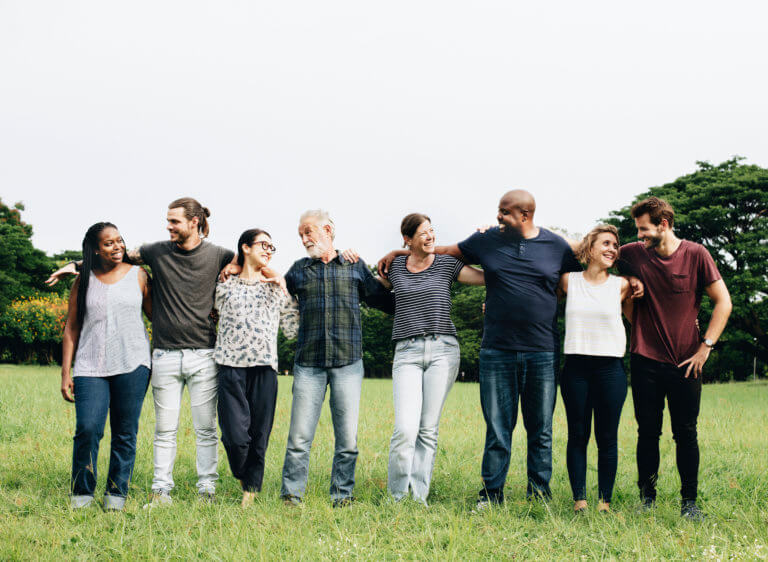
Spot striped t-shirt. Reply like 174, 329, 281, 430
388, 254, 464, 341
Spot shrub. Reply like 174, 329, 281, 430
0, 294, 67, 364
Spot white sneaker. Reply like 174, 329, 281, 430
142, 490, 172, 509
70, 495, 94, 509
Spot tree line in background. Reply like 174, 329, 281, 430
1, 158, 766, 382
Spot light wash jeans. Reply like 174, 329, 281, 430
388, 335, 459, 504
280, 360, 363, 501
150, 348, 219, 494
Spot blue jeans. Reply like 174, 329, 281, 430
280, 360, 363, 500
71, 366, 150, 499
388, 335, 459, 503
479, 349, 557, 501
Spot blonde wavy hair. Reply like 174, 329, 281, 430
576, 224, 620, 265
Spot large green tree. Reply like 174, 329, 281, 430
606, 158, 768, 379
0, 199, 61, 311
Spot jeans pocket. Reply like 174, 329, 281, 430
395, 339, 413, 352
191, 348, 215, 358
152, 349, 169, 360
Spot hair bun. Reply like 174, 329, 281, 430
203, 207, 211, 217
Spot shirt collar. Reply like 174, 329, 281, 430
304, 249, 345, 267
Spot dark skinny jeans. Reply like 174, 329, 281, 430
630, 354, 702, 502
217, 365, 278, 492
560, 355, 627, 503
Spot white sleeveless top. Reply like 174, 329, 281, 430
563, 272, 626, 358
74, 266, 151, 377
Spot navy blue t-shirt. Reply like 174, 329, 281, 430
458, 227, 581, 352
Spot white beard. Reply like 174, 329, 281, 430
305, 244, 325, 259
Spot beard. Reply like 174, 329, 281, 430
643, 233, 663, 248
305, 243, 326, 259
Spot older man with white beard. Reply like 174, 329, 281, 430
280, 209, 394, 508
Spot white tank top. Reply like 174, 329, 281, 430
563, 272, 626, 357
73, 266, 151, 377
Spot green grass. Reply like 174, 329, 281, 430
1, 364, 766, 560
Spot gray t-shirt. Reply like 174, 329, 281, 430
140, 240, 235, 350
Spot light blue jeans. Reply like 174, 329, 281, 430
150, 349, 219, 494
280, 360, 363, 500
388, 335, 460, 504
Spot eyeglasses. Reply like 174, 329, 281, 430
251, 241, 277, 254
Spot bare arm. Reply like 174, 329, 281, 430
377, 249, 409, 277
61, 276, 81, 402
435, 244, 465, 260
619, 277, 633, 323
457, 265, 484, 286
138, 267, 152, 320
126, 247, 144, 265
556, 272, 570, 300
677, 279, 732, 378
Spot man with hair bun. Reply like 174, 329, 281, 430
48, 197, 240, 506
619, 196, 732, 520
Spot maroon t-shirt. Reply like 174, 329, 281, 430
619, 240, 721, 366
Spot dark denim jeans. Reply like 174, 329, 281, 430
630, 354, 702, 502
71, 366, 150, 499
560, 355, 627, 503
478, 348, 557, 502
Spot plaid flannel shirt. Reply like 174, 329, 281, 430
285, 252, 394, 368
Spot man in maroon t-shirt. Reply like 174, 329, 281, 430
620, 197, 731, 521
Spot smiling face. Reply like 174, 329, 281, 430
95, 227, 126, 266
588, 231, 620, 268
242, 233, 274, 269
166, 207, 198, 244
298, 218, 333, 259
634, 213, 666, 249
404, 220, 436, 255
496, 196, 527, 234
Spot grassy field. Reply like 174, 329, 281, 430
0, 365, 766, 560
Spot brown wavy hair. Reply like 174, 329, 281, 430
168, 197, 211, 237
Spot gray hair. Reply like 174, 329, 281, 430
299, 209, 336, 240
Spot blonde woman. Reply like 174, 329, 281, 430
558, 225, 632, 513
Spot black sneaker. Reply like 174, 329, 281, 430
637, 497, 656, 512
332, 496, 355, 508
681, 500, 705, 521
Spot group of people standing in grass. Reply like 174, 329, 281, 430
51, 190, 731, 520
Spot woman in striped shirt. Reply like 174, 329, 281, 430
381, 213, 484, 505
558, 224, 632, 513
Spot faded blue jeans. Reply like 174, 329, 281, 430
388, 335, 460, 504
479, 348, 557, 502
280, 360, 363, 501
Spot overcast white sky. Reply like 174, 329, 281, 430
1, 1, 766, 272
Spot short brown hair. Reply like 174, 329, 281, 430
168, 197, 211, 237
630, 196, 674, 228
400, 213, 431, 239
576, 224, 620, 264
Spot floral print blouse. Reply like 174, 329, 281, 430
214, 276, 299, 370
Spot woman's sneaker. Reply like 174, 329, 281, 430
70, 495, 94, 509
681, 500, 705, 521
